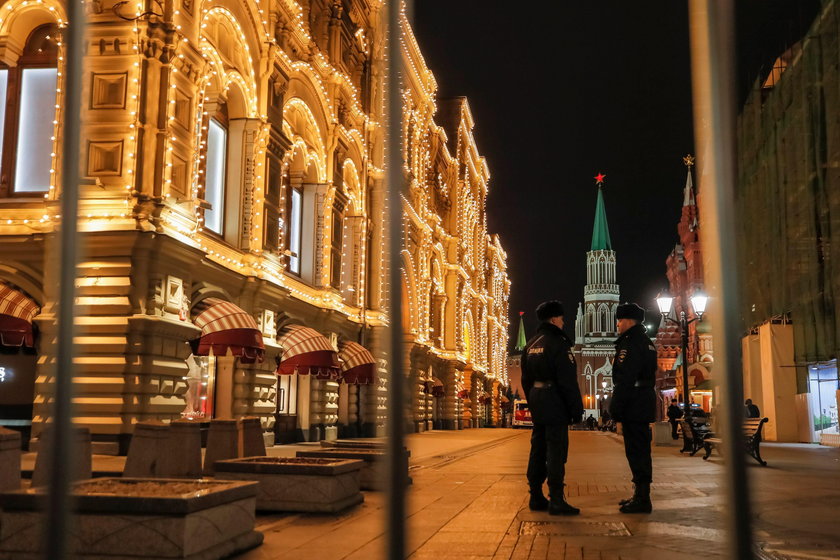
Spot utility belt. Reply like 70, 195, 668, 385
533, 381, 554, 388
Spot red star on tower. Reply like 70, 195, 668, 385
594, 173, 606, 185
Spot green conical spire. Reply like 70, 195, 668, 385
590, 185, 612, 251
515, 312, 527, 351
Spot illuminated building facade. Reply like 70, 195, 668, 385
655, 158, 714, 413
399, 18, 510, 431
0, 0, 508, 450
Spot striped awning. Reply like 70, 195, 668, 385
0, 284, 39, 348
478, 391, 491, 404
338, 340, 376, 385
189, 298, 264, 363
276, 324, 339, 379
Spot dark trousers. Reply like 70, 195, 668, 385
669, 419, 679, 439
622, 422, 652, 484
527, 422, 569, 497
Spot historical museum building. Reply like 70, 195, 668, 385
573, 177, 617, 418
0, 0, 510, 452
654, 158, 714, 417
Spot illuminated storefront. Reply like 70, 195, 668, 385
0, 1, 510, 450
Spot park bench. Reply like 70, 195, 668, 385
679, 419, 713, 457
703, 417, 769, 466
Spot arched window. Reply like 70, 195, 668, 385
202, 101, 228, 235
599, 304, 609, 333
0, 24, 60, 196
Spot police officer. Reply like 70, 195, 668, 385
610, 302, 657, 514
521, 301, 584, 515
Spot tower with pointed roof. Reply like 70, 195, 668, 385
656, 156, 714, 409
573, 175, 619, 417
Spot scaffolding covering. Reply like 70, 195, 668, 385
737, 1, 840, 365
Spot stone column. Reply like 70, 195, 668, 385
323, 380, 340, 440
361, 326, 387, 437
442, 362, 460, 430
232, 342, 277, 448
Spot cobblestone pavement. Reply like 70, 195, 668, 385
236, 429, 840, 560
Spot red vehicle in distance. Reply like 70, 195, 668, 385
512, 399, 533, 428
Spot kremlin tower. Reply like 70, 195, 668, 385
573, 174, 619, 417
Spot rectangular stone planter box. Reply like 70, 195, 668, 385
214, 456, 364, 513
319, 440, 412, 458
0, 478, 262, 560
297, 448, 410, 491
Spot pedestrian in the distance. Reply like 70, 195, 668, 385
610, 303, 658, 514
521, 300, 584, 515
666, 398, 683, 440
745, 398, 761, 418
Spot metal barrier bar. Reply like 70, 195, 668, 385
386, 1, 410, 558
45, 2, 85, 559
687, 2, 753, 558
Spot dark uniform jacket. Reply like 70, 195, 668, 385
609, 323, 657, 423
667, 404, 683, 421
521, 322, 584, 425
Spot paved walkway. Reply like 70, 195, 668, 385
235, 429, 840, 560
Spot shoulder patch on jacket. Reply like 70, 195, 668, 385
618, 349, 628, 363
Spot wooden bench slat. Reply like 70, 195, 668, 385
701, 418, 768, 466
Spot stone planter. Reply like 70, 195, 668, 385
297, 448, 410, 490
0, 478, 262, 560
319, 440, 411, 458
214, 456, 364, 513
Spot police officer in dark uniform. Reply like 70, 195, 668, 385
610, 302, 657, 514
521, 301, 584, 515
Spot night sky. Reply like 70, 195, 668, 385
412, 1, 820, 342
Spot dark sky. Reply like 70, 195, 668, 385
412, 1, 820, 342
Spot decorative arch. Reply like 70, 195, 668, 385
0, 0, 66, 45
0, 261, 44, 306
283, 98, 327, 180
342, 159, 363, 214
189, 282, 233, 315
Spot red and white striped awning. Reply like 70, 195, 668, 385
276, 324, 339, 379
338, 340, 376, 385
189, 298, 264, 363
0, 284, 39, 348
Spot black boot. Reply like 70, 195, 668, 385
619, 482, 652, 514
548, 486, 580, 516
618, 483, 637, 506
528, 486, 549, 511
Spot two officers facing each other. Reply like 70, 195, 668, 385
609, 302, 658, 514
521, 301, 584, 516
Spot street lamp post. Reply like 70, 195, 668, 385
655, 291, 707, 419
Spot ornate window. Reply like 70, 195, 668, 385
203, 102, 228, 235
0, 24, 60, 197
286, 185, 302, 275
263, 155, 283, 253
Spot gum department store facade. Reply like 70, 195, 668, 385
0, 0, 509, 452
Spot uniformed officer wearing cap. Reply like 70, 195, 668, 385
521, 300, 584, 515
610, 302, 658, 514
